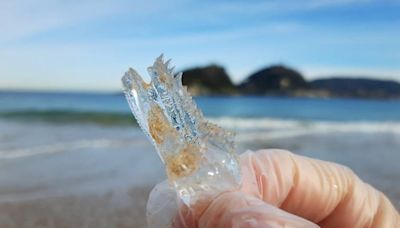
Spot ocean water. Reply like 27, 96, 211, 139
1, 91, 400, 121
0, 91, 399, 226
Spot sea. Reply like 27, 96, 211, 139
0, 91, 399, 226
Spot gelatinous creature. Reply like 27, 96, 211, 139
122, 55, 241, 205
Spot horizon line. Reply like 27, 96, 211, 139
1, 74, 400, 94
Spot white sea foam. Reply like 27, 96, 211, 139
0, 138, 146, 159
209, 117, 400, 142
1, 117, 399, 158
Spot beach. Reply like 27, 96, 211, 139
0, 92, 399, 226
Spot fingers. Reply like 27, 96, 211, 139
198, 191, 318, 228
241, 149, 399, 227
147, 181, 319, 228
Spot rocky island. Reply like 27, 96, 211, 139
181, 64, 400, 99
239, 65, 310, 95
181, 65, 237, 96
311, 78, 400, 99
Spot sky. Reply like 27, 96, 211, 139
0, 0, 400, 91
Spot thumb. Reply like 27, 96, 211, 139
197, 191, 318, 228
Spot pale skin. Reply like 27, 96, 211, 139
148, 149, 400, 228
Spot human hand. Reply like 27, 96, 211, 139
147, 149, 400, 227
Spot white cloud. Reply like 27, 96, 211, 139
0, 1, 107, 42
0, 0, 174, 43
0, 0, 386, 43
209, 0, 375, 15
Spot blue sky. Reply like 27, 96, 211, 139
1, 0, 399, 91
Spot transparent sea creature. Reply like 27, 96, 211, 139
121, 55, 241, 205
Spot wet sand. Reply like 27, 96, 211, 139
0, 186, 150, 228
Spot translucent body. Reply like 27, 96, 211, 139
121, 55, 241, 205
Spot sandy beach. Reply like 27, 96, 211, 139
0, 117, 399, 227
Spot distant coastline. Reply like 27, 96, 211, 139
181, 65, 400, 99
1, 64, 400, 100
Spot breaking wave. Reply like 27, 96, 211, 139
1, 109, 399, 133
0, 110, 136, 125
209, 117, 400, 142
